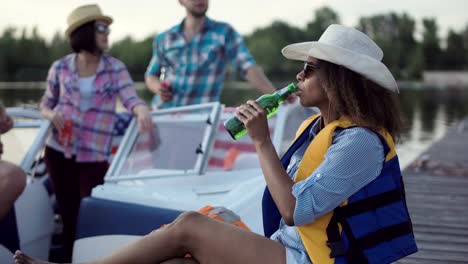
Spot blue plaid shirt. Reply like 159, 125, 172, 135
145, 17, 256, 108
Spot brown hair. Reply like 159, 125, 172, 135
70, 21, 99, 54
317, 60, 403, 141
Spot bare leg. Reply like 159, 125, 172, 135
13, 250, 98, 264
13, 211, 286, 264
13, 250, 53, 264
96, 211, 286, 264
0, 160, 26, 220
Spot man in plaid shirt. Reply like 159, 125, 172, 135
145, 0, 276, 109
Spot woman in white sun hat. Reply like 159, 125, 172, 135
14, 24, 417, 264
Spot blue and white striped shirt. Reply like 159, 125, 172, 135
271, 118, 385, 263
145, 17, 256, 108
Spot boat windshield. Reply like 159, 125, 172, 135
106, 103, 221, 181
3, 107, 46, 165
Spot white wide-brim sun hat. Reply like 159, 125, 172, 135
65, 4, 113, 37
282, 24, 399, 93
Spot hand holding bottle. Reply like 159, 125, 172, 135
156, 80, 172, 103
156, 66, 173, 103
58, 119, 73, 147
224, 83, 298, 140
47, 111, 66, 131
235, 100, 271, 145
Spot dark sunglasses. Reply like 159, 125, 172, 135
303, 62, 319, 75
95, 24, 110, 34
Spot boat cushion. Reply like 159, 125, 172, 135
76, 197, 183, 240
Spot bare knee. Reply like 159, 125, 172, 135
0, 161, 26, 197
170, 211, 203, 233
165, 211, 205, 246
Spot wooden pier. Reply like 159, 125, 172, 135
397, 117, 468, 263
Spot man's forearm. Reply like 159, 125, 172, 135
145, 75, 161, 95
245, 66, 276, 94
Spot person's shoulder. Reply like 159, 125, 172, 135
103, 54, 127, 70
208, 18, 235, 32
154, 23, 181, 41
51, 54, 74, 69
334, 126, 383, 147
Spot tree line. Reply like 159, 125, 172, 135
1, 7, 467, 82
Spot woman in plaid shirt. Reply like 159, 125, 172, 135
39, 5, 151, 261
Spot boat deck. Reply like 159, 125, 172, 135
397, 117, 468, 264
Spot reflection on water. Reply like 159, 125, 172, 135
1, 84, 468, 168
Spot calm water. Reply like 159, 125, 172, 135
2, 82, 468, 168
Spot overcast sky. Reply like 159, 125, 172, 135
1, 0, 467, 43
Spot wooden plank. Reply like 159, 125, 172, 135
414, 240, 468, 253
398, 117, 468, 263
404, 185, 468, 196
401, 249, 468, 263
409, 213, 468, 227
396, 257, 466, 264
403, 175, 468, 187
413, 224, 468, 236
414, 232, 468, 244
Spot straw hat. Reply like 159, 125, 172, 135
282, 24, 398, 93
65, 4, 113, 36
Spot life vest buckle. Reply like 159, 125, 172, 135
327, 240, 346, 257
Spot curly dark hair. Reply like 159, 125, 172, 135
317, 60, 403, 141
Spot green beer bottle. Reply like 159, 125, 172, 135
224, 83, 298, 140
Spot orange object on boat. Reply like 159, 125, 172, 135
159, 205, 250, 231
223, 147, 241, 170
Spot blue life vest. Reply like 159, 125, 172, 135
262, 115, 418, 264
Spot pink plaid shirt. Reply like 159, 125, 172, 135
41, 53, 145, 162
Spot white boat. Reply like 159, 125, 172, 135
0, 102, 316, 263
0, 107, 55, 264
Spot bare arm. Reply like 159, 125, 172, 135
145, 75, 161, 95
40, 106, 64, 130
132, 104, 152, 133
41, 60, 65, 130
236, 100, 296, 225
255, 139, 296, 225
245, 66, 276, 94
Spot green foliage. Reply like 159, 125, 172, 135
0, 8, 468, 82
0, 27, 69, 81
245, 21, 305, 79
441, 30, 466, 69
406, 44, 424, 79
421, 18, 442, 70
244, 6, 340, 80
109, 35, 154, 81
358, 12, 417, 79
464, 25, 468, 67
305, 6, 340, 40
49, 32, 71, 61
